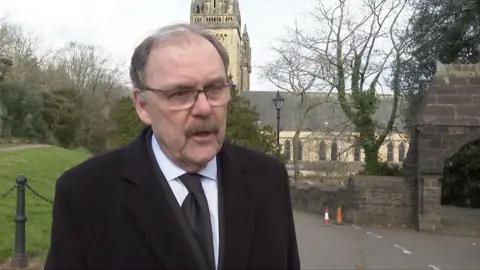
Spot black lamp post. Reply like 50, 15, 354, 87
272, 90, 284, 158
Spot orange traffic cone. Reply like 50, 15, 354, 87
334, 206, 345, 225
324, 209, 330, 225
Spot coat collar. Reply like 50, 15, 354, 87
120, 126, 256, 270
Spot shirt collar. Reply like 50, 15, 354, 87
151, 134, 217, 181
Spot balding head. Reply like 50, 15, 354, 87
129, 23, 230, 90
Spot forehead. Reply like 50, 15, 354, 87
145, 34, 226, 87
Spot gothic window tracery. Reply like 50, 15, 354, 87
296, 140, 303, 161
319, 141, 326, 161
284, 140, 291, 160
331, 140, 338, 161
398, 142, 405, 162
387, 142, 394, 162
354, 146, 361, 162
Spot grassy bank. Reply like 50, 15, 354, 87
0, 146, 91, 263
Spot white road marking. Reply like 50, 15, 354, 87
473, 243, 476, 246
352, 225, 361, 230
428, 264, 441, 270
366, 231, 383, 239
393, 244, 412, 254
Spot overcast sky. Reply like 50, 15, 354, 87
0, 0, 314, 91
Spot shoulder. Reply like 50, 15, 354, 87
224, 142, 288, 178
222, 143, 292, 208
55, 146, 127, 193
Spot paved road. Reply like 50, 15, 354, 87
441, 206, 480, 236
294, 210, 480, 270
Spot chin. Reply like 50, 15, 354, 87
184, 143, 219, 164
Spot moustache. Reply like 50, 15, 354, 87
185, 119, 219, 137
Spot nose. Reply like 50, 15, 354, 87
190, 92, 213, 116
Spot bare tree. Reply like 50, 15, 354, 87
48, 41, 128, 150
259, 38, 333, 182
0, 17, 54, 83
266, 0, 412, 173
54, 42, 126, 98
0, 16, 132, 153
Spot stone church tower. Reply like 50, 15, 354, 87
190, 0, 252, 91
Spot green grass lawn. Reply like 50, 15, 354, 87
0, 146, 91, 263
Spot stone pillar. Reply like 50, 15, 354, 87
418, 175, 442, 232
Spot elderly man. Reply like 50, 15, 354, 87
44, 23, 300, 270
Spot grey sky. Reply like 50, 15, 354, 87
0, 0, 313, 91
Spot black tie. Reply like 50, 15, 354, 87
179, 173, 215, 270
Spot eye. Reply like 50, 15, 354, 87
205, 85, 223, 93
169, 89, 192, 98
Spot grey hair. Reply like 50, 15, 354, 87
129, 23, 230, 99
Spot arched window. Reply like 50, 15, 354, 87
284, 140, 291, 161
196, 5, 200, 13
387, 142, 394, 162
331, 140, 338, 161
319, 141, 326, 161
296, 140, 302, 161
398, 142, 405, 162
354, 146, 361, 162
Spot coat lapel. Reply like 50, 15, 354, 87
217, 143, 256, 270
120, 127, 210, 270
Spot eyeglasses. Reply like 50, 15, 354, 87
141, 82, 235, 110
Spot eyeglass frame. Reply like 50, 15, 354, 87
139, 81, 236, 110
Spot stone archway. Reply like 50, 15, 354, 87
404, 61, 480, 233
438, 132, 480, 167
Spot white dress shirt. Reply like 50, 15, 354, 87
151, 134, 219, 269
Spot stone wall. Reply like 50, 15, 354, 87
403, 62, 480, 232
353, 175, 416, 228
290, 175, 417, 228
289, 183, 351, 222
418, 176, 442, 232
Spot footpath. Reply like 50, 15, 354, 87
0, 145, 49, 152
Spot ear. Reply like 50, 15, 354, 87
132, 88, 152, 125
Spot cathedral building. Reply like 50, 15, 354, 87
189, 1, 410, 176
190, 0, 251, 92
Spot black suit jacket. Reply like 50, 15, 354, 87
44, 127, 300, 270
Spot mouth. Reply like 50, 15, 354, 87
191, 131, 216, 141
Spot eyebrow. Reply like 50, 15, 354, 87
168, 76, 227, 90
205, 76, 228, 85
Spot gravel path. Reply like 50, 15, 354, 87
0, 144, 50, 152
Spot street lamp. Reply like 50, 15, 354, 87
272, 90, 284, 158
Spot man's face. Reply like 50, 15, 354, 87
133, 34, 229, 171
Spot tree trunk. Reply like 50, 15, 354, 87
359, 126, 381, 174
292, 131, 300, 182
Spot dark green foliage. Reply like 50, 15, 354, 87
109, 96, 145, 149
441, 141, 480, 208
399, 0, 480, 205
401, 0, 480, 126
0, 57, 13, 81
41, 87, 82, 148
226, 84, 277, 157
358, 162, 404, 176
0, 81, 48, 141
76, 113, 111, 155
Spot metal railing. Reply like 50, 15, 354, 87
0, 175, 53, 268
